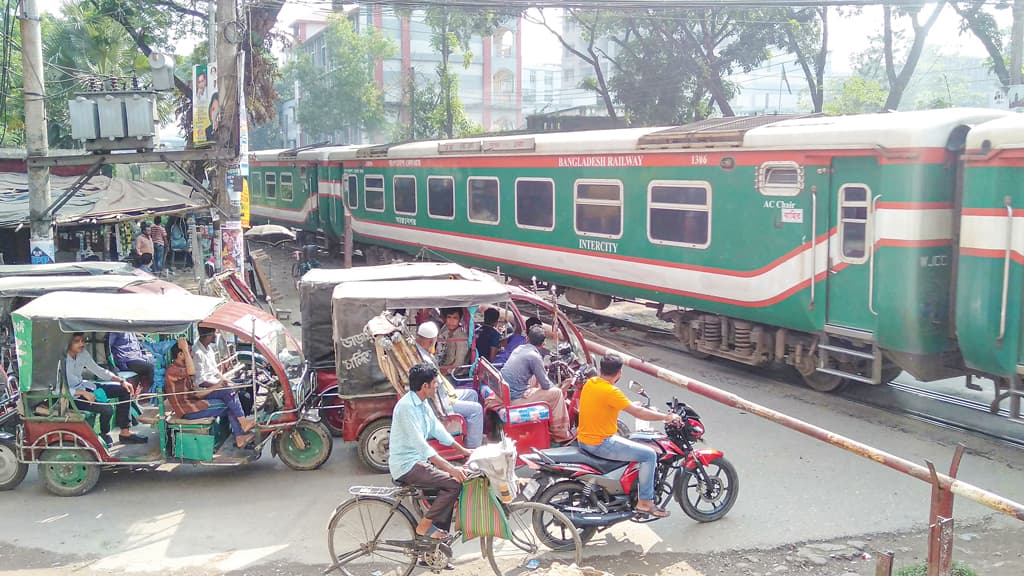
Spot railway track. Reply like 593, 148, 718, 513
564, 306, 1024, 449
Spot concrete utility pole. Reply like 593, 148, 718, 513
1012, 0, 1024, 86
20, 0, 53, 262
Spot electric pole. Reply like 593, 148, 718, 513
20, 0, 53, 263
1012, 0, 1024, 86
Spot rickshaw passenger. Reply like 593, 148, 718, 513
165, 339, 255, 448
65, 333, 147, 446
108, 332, 155, 392
436, 308, 469, 367
415, 323, 483, 448
500, 326, 573, 443
389, 363, 471, 540
475, 308, 503, 362
192, 327, 229, 388
494, 316, 542, 364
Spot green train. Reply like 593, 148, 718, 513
250, 109, 1023, 418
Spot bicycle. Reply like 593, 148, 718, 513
325, 478, 583, 576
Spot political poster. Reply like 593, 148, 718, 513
192, 63, 219, 146
221, 220, 244, 273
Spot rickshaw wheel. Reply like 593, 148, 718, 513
39, 447, 100, 497
357, 418, 391, 474
275, 421, 332, 471
0, 439, 28, 491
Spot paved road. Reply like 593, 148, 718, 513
2, 333, 1022, 575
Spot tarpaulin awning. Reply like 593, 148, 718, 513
0, 173, 208, 228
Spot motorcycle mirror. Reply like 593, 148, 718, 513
628, 380, 647, 396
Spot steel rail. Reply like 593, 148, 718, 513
583, 337, 1024, 522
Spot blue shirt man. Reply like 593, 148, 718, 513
389, 363, 471, 539
108, 332, 156, 392
475, 308, 503, 362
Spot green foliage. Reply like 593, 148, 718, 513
824, 77, 887, 115
282, 15, 394, 144
392, 73, 479, 142
951, 1, 1012, 85
894, 561, 977, 576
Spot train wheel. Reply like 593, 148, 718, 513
801, 371, 847, 393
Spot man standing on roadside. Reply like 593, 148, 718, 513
149, 216, 168, 273
134, 222, 154, 270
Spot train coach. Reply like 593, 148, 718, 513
249, 108, 1023, 418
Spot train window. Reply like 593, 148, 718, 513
346, 175, 358, 209
574, 179, 623, 238
251, 173, 261, 198
839, 184, 871, 263
428, 176, 455, 219
280, 172, 294, 201
393, 176, 417, 215
646, 181, 711, 249
468, 177, 500, 224
365, 175, 385, 212
757, 161, 803, 196
265, 173, 277, 199
515, 178, 555, 231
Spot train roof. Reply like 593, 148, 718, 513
744, 108, 1011, 149
250, 148, 289, 162
385, 127, 670, 158
965, 113, 1024, 151
296, 145, 365, 161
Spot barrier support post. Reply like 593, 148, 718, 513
926, 444, 964, 576
875, 550, 894, 576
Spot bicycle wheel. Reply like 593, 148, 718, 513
326, 496, 418, 576
480, 501, 582, 576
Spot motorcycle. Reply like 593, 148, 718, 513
520, 381, 738, 543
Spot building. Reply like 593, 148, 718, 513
522, 64, 561, 118
558, 17, 619, 114
285, 9, 522, 145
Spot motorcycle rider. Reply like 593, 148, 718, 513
577, 353, 681, 518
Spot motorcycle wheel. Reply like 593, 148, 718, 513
674, 456, 739, 522
535, 480, 598, 544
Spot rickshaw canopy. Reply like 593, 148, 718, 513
0, 262, 134, 277
0, 275, 152, 297
11, 292, 224, 392
299, 262, 490, 366
330, 276, 511, 398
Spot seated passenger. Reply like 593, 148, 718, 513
436, 307, 469, 367
192, 327, 228, 388
475, 308, 503, 362
389, 363, 471, 540
416, 322, 483, 448
494, 317, 542, 365
65, 332, 147, 446
108, 331, 155, 393
499, 326, 572, 443
165, 338, 255, 448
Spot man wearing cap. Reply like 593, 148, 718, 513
415, 322, 483, 448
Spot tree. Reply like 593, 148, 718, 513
880, 2, 947, 110
411, 7, 518, 138
782, 7, 828, 113
0, 2, 24, 146
283, 15, 394, 144
824, 77, 887, 115
951, 0, 1016, 86
393, 70, 479, 141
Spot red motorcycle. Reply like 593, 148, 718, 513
520, 381, 738, 544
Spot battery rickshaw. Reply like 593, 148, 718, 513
6, 290, 331, 496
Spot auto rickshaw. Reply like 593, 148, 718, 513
299, 263, 502, 436
4, 291, 331, 496
321, 266, 593, 473
0, 261, 135, 277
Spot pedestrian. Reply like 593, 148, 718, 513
149, 216, 168, 273
134, 222, 154, 269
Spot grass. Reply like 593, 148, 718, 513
894, 561, 977, 576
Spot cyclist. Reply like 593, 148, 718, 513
389, 363, 471, 541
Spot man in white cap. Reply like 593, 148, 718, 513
415, 322, 484, 448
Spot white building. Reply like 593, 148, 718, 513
522, 64, 561, 118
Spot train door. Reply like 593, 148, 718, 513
825, 157, 878, 331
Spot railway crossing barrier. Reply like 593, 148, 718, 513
582, 338, 1024, 576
